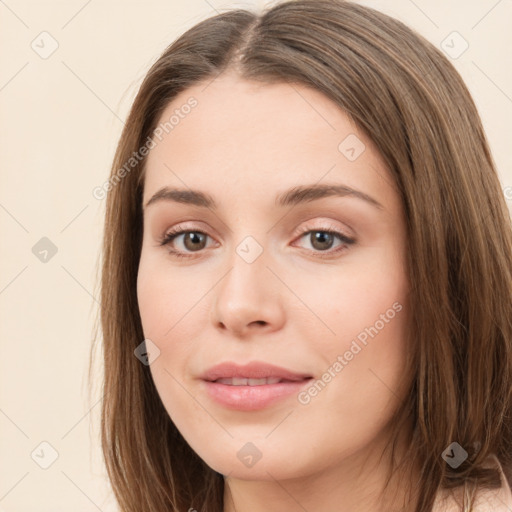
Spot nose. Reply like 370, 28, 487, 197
211, 242, 286, 338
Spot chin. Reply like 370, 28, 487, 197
192, 437, 313, 481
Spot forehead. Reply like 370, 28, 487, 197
142, 73, 396, 212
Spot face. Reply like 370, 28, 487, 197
136, 72, 411, 482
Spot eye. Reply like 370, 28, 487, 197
158, 227, 215, 258
293, 226, 355, 258
158, 224, 356, 260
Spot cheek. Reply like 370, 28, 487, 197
300, 256, 410, 407
136, 252, 194, 339
312, 275, 410, 423
136, 254, 207, 381
137, 261, 200, 431
295, 253, 408, 352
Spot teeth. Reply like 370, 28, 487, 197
263, 377, 282, 385
215, 377, 283, 386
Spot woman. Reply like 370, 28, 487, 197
92, 1, 512, 510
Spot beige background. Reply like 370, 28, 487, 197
0, 0, 511, 510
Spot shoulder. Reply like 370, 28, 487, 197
432, 454, 512, 512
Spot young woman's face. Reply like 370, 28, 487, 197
137, 73, 411, 482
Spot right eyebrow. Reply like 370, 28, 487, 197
144, 187, 214, 210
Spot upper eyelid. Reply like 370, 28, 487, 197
161, 223, 355, 246
163, 222, 352, 238
161, 228, 354, 263
161, 216, 354, 235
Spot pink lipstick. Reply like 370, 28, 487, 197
200, 361, 313, 411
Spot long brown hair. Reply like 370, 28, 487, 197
90, 1, 512, 510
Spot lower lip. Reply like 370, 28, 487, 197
202, 379, 312, 411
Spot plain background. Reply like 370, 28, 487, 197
0, 0, 511, 510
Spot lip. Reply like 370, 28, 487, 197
201, 361, 312, 382
200, 361, 313, 411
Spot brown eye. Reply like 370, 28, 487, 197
309, 231, 336, 251
159, 229, 213, 256
181, 232, 207, 251
294, 227, 356, 259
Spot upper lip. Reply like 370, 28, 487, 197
201, 361, 313, 382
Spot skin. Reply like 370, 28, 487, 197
136, 72, 416, 512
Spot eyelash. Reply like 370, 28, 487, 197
158, 224, 356, 260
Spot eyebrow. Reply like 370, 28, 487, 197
143, 183, 384, 210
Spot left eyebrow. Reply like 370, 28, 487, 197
275, 183, 384, 210
143, 183, 384, 211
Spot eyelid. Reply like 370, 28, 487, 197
158, 219, 356, 258
292, 220, 354, 240
157, 220, 214, 242
290, 222, 356, 259
157, 225, 215, 248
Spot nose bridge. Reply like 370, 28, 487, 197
211, 232, 284, 334
221, 233, 271, 305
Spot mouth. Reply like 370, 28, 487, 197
200, 361, 314, 411
200, 361, 313, 382
211, 377, 310, 386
